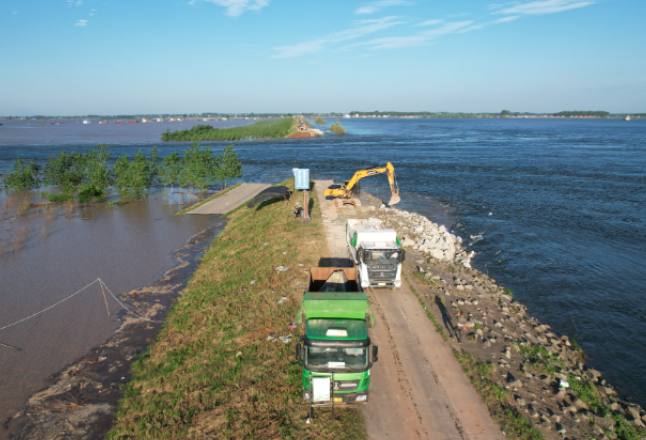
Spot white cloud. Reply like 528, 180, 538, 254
414, 19, 443, 27
492, 15, 521, 23
491, 0, 594, 15
418, 20, 473, 37
355, 0, 412, 15
12, 11, 18, 14
357, 35, 429, 49
75, 19, 88, 26
67, 0, 83, 6
194, 0, 270, 17
272, 16, 404, 58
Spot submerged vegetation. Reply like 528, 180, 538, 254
2, 143, 243, 202
108, 179, 366, 439
161, 118, 296, 141
329, 119, 346, 135
314, 116, 326, 124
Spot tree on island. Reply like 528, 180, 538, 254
501, 110, 511, 117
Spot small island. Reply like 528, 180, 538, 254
161, 117, 324, 142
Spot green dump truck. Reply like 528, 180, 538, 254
295, 267, 378, 407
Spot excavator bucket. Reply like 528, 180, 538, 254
388, 191, 401, 206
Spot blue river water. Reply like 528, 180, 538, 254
1, 117, 645, 406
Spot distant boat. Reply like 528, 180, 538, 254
115, 121, 123, 124
625, 115, 631, 121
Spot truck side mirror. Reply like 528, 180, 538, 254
400, 250, 406, 263
372, 345, 379, 362
296, 343, 302, 361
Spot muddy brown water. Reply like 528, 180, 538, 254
0, 191, 224, 437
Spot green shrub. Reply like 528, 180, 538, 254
3, 157, 40, 190
47, 193, 73, 203
329, 119, 346, 135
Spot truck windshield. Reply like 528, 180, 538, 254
305, 346, 368, 369
363, 250, 400, 265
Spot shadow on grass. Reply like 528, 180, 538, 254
436, 296, 456, 339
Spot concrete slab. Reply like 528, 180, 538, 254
187, 183, 271, 215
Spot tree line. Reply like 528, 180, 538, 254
553, 111, 610, 118
161, 118, 295, 141
2, 143, 242, 202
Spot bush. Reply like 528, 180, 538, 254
3, 157, 41, 190
329, 119, 346, 135
78, 184, 103, 203
45, 193, 73, 203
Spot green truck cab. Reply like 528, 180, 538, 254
295, 268, 378, 406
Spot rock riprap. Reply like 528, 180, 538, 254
368, 205, 475, 267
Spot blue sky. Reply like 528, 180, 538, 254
1, 0, 644, 115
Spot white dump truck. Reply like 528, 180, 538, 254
346, 219, 405, 289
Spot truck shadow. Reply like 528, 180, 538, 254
435, 296, 456, 339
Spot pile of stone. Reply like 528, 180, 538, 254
367, 204, 475, 267
413, 261, 646, 438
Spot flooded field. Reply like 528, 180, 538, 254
0, 190, 224, 433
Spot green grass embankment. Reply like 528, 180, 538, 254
175, 182, 242, 216
162, 118, 297, 141
109, 179, 366, 439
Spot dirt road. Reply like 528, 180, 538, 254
315, 180, 502, 440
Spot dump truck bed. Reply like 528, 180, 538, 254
308, 267, 360, 292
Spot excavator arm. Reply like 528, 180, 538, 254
324, 162, 400, 205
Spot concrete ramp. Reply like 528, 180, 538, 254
187, 183, 271, 215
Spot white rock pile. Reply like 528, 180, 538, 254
367, 204, 475, 267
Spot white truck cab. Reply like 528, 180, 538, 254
346, 219, 405, 289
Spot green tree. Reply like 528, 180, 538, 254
218, 144, 242, 189
181, 142, 214, 193
78, 144, 111, 202
43, 151, 86, 193
112, 151, 151, 201
160, 151, 182, 192
3, 156, 41, 190
148, 146, 162, 185
501, 110, 511, 117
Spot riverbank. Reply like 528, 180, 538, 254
359, 195, 646, 440
3, 222, 223, 440
107, 179, 364, 439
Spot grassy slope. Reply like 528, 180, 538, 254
109, 179, 366, 439
175, 183, 243, 216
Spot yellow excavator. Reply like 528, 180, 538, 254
324, 162, 401, 205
